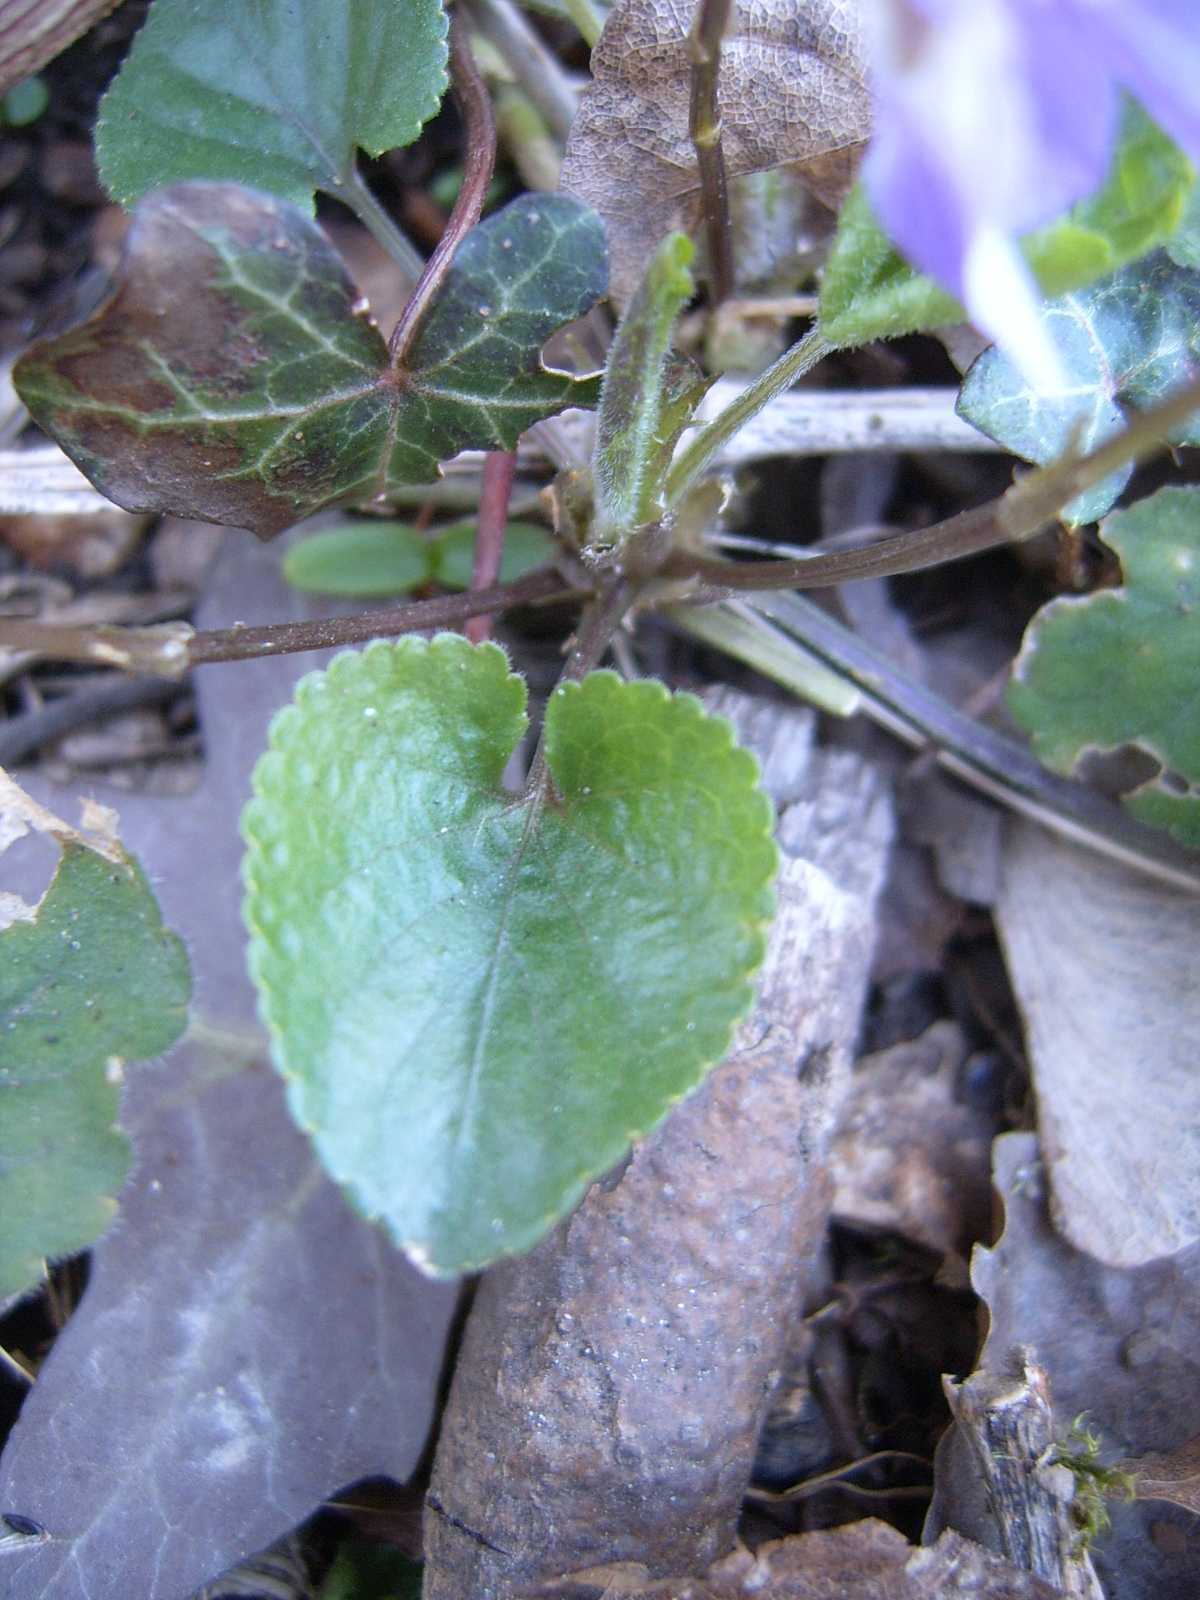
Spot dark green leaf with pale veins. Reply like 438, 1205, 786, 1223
243, 636, 777, 1275
958, 252, 1200, 525
1, 844, 190, 1302
95, 0, 448, 212
14, 184, 607, 537
1009, 486, 1200, 849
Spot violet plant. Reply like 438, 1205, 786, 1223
0, 8, 1199, 1586
3, 0, 1200, 1287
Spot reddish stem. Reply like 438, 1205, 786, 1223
466, 450, 518, 643
387, 9, 497, 369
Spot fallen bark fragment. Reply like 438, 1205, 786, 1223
423, 692, 894, 1599
927, 1355, 1104, 1600
535, 1520, 1063, 1597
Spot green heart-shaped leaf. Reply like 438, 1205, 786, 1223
1009, 486, 1200, 848
1, 842, 191, 1302
14, 184, 606, 537
95, 0, 449, 212
242, 636, 777, 1274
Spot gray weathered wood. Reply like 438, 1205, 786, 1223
423, 691, 894, 1598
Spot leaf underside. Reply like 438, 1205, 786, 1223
958, 252, 1200, 524
14, 184, 606, 538
95, 0, 449, 210
242, 636, 777, 1275
0, 843, 190, 1302
1009, 485, 1200, 847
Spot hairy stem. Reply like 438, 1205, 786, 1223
466, 450, 518, 644
665, 372, 1200, 593
561, 576, 634, 682
0, 571, 579, 675
188, 569, 576, 668
665, 325, 831, 504
688, 0, 734, 306
388, 10, 497, 368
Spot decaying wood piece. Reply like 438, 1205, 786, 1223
928, 1353, 1103, 1600
0, 0, 120, 95
423, 691, 894, 1599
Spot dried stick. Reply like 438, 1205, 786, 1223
688, 0, 735, 305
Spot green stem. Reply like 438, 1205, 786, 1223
665, 324, 831, 505
336, 170, 425, 282
560, 0, 603, 47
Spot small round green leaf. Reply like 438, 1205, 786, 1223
283, 518, 555, 596
95, 0, 449, 211
434, 519, 555, 589
284, 523, 434, 597
243, 637, 777, 1274
1009, 485, 1200, 848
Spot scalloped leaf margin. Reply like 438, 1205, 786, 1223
242, 636, 777, 1274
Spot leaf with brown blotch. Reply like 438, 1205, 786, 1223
14, 183, 606, 539
560, 0, 869, 304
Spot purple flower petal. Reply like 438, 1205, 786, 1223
861, 0, 1200, 388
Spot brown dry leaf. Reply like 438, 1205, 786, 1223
537, 1523, 1062, 1597
1116, 1437, 1200, 1517
995, 821, 1200, 1267
830, 1020, 1000, 1265
0, 507, 145, 577
560, 0, 869, 303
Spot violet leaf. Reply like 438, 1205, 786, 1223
95, 0, 448, 214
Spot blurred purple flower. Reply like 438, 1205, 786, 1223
862, 0, 1200, 386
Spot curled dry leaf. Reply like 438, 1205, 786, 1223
995, 821, 1200, 1267
1116, 1436, 1200, 1517
560, 0, 869, 303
